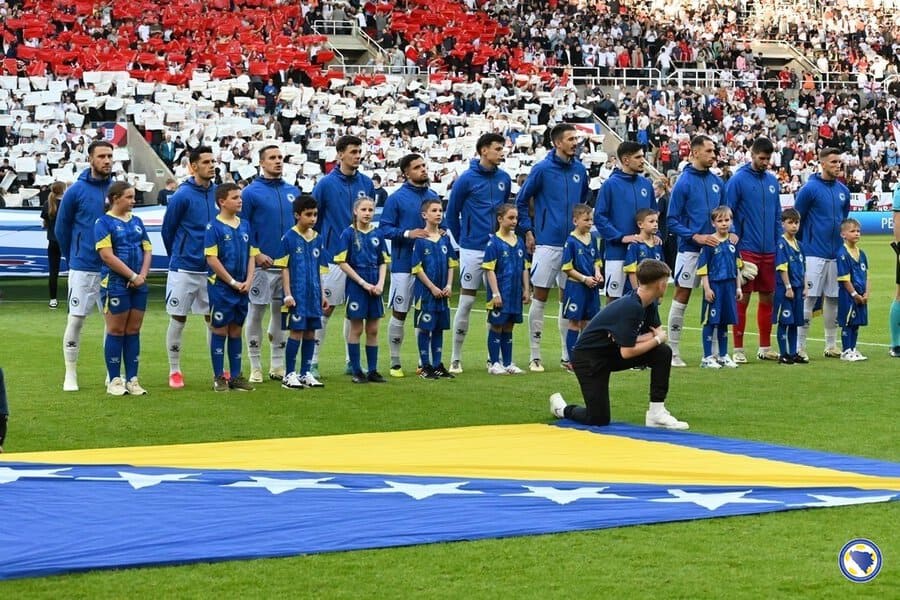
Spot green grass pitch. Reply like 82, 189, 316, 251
0, 235, 897, 598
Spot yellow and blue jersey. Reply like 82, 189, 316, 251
836, 244, 868, 327
334, 225, 390, 283
697, 239, 741, 283
775, 236, 805, 290
623, 239, 663, 294
275, 227, 328, 318
483, 233, 527, 315
94, 212, 151, 292
204, 216, 258, 287
411, 235, 458, 312
561, 231, 602, 278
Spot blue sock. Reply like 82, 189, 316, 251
777, 324, 788, 356
417, 330, 431, 368
851, 326, 859, 350
366, 344, 378, 374
285, 337, 300, 374
228, 336, 242, 378
123, 334, 140, 380
300, 338, 315, 375
841, 328, 852, 352
702, 324, 714, 357
717, 326, 728, 357
891, 300, 900, 347
210, 333, 226, 377
105, 334, 124, 379
788, 326, 798, 355
431, 331, 443, 366
487, 329, 501, 364
347, 343, 361, 374
500, 331, 513, 367
566, 329, 579, 362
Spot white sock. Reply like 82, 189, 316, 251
798, 296, 817, 351
166, 318, 186, 374
667, 300, 687, 355
557, 308, 569, 362
63, 314, 85, 371
452, 294, 475, 362
388, 316, 405, 365
529, 299, 546, 361
648, 401, 666, 415
823, 296, 838, 349
268, 301, 286, 370
343, 318, 351, 362
312, 315, 328, 364
246, 303, 265, 371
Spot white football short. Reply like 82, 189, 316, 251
66, 270, 102, 317
673, 251, 701, 289
805, 256, 838, 298
388, 272, 416, 313
530, 245, 566, 289
165, 270, 209, 316
322, 263, 347, 306
248, 268, 284, 306
603, 259, 625, 298
458, 248, 486, 291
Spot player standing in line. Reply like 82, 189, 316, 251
311, 135, 375, 378
836, 218, 870, 361
697, 206, 743, 369
445, 133, 511, 374
794, 147, 851, 360
240, 145, 299, 384
773, 208, 807, 365
725, 137, 782, 363
594, 141, 657, 301
623, 209, 663, 294
379, 153, 440, 377
411, 199, 458, 380
335, 197, 389, 383
516, 124, 591, 372
665, 135, 728, 367
94, 182, 152, 396
54, 140, 114, 391
279, 196, 328, 389
888, 181, 900, 357
483, 203, 530, 375
560, 204, 603, 369
161, 146, 218, 388
205, 183, 257, 392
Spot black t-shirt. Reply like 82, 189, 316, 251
573, 292, 660, 352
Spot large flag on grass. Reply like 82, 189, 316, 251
0, 423, 898, 580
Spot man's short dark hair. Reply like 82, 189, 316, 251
399, 153, 423, 174
293, 195, 317, 214
690, 135, 713, 150
750, 137, 775, 155
259, 144, 281, 160
819, 146, 842, 160
476, 133, 505, 154
550, 123, 576, 143
215, 183, 241, 204
87, 140, 113, 156
617, 141, 643, 160
636, 259, 671, 285
189, 145, 214, 164
335, 135, 362, 153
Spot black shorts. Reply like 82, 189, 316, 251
893, 241, 900, 285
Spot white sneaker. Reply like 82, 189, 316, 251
488, 362, 508, 375
645, 406, 689, 430
125, 377, 148, 395
249, 368, 264, 383
528, 358, 545, 372
299, 372, 325, 388
757, 349, 780, 361
549, 392, 567, 419
281, 371, 306, 390
268, 367, 286, 381
840, 349, 855, 362
671, 355, 687, 368
717, 354, 739, 368
106, 376, 127, 396
505, 363, 525, 375
700, 356, 722, 369
63, 372, 79, 392
851, 349, 868, 361
448, 360, 463, 374
732, 349, 748, 364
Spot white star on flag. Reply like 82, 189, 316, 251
225, 477, 347, 495
651, 489, 782, 511
504, 486, 636, 505
789, 493, 897, 508
77, 472, 203, 489
0, 467, 71, 484
362, 480, 483, 500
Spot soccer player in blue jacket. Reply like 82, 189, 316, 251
665, 135, 728, 367
311, 135, 375, 376
54, 140, 113, 391
239, 145, 299, 383
379, 153, 440, 377
517, 124, 591, 372
794, 147, 851, 360
445, 133, 511, 374
725, 137, 782, 363
594, 140, 657, 300
161, 146, 218, 388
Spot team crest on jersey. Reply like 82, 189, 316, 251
213, 311, 224, 322
357, 191, 367, 198
441, 245, 448, 254
572, 174, 581, 183
768, 185, 776, 194
135, 226, 143, 234
861, 262, 867, 271
287, 194, 295, 202
312, 248, 320, 257
224, 234, 232, 241
839, 193, 846, 201
728, 244, 735, 252
371, 237, 380, 247
498, 182, 506, 191
712, 184, 720, 193
517, 249, 524, 257
242, 234, 249, 242
641, 188, 648, 197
